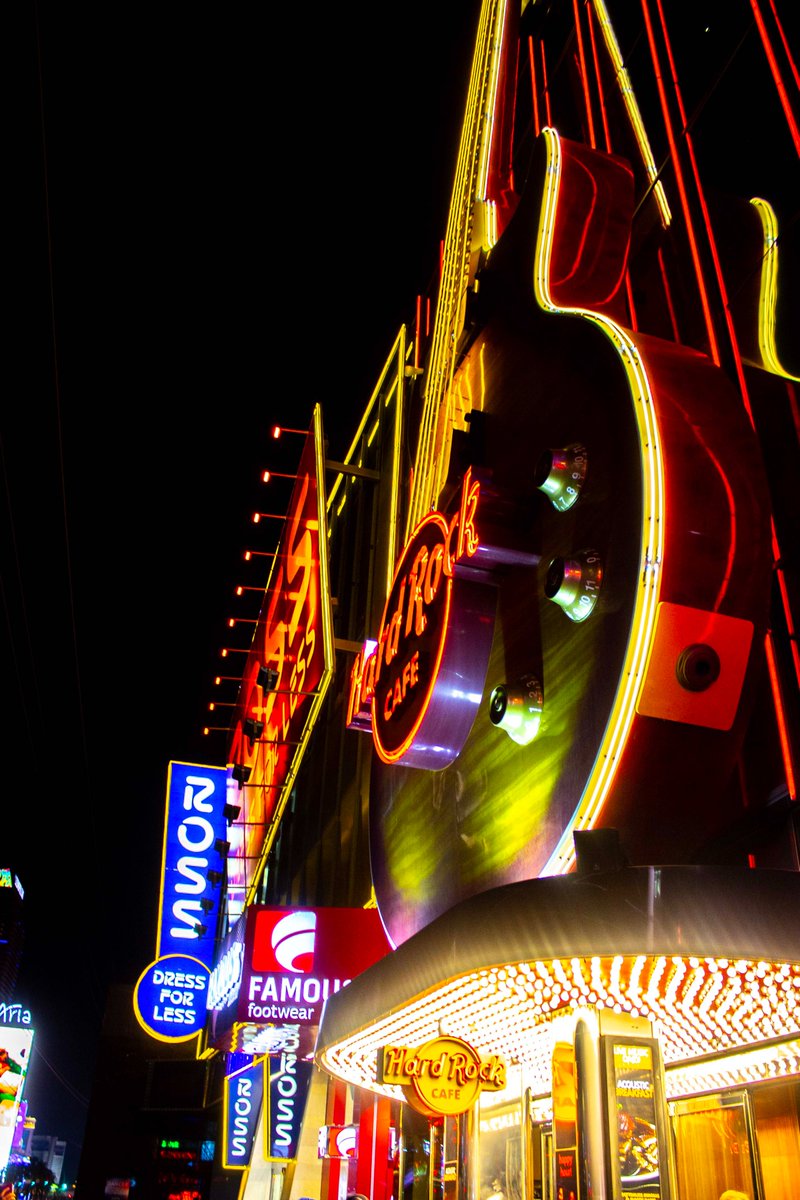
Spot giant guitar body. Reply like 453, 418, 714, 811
367, 4, 773, 947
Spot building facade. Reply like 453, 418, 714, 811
203, 1, 800, 1197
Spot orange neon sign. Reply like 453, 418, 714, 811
347, 468, 493, 769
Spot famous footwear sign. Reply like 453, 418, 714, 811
207, 905, 391, 1053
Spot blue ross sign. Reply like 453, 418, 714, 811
266, 1049, 313, 1161
157, 762, 231, 969
223, 1055, 264, 1170
133, 953, 210, 1043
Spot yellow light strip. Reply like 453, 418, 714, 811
326, 327, 406, 594
591, 0, 672, 227
409, 0, 506, 536
750, 197, 800, 381
533, 128, 665, 876
317, 954, 800, 1101
666, 1036, 800, 1098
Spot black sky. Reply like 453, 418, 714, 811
6, 0, 480, 1176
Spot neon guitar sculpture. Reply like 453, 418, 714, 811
364, 0, 773, 947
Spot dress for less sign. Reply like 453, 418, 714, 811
133, 954, 210, 1043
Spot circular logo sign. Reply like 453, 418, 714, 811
409, 1035, 485, 1116
133, 954, 210, 1043
365, 469, 494, 769
373, 512, 454, 764
378, 1034, 507, 1117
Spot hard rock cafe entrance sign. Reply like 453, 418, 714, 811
346, 469, 496, 769
377, 1035, 507, 1117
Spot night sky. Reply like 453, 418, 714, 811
6, 0, 478, 1177
7, 0, 797, 1183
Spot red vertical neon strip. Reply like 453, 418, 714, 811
320, 1078, 348, 1200
529, 36, 541, 137
572, 0, 597, 146
653, 0, 800, 690
771, 518, 800, 685
657, 247, 681, 342
750, 0, 800, 154
540, 40, 552, 126
640, 0, 721, 364
586, 1, 613, 151
767, 0, 800, 88
765, 630, 798, 801
787, 381, 800, 442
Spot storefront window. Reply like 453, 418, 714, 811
670, 1092, 757, 1200
479, 1101, 522, 1200
752, 1081, 800, 1200
400, 1106, 434, 1200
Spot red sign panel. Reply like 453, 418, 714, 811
226, 406, 334, 910
238, 905, 392, 1030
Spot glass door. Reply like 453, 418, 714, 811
669, 1091, 760, 1200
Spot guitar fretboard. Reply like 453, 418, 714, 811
407, 0, 508, 535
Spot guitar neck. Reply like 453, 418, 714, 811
407, 0, 509, 535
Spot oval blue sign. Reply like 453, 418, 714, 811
133, 954, 210, 1043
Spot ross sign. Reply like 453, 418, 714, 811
156, 761, 231, 968
347, 468, 495, 769
223, 1055, 264, 1170
265, 1044, 313, 1161
226, 404, 335, 913
133, 953, 210, 1043
0, 1024, 33, 1174
377, 1035, 506, 1116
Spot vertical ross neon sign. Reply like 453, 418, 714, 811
158, 762, 230, 968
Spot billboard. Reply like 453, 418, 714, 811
603, 1037, 668, 1200
0, 1023, 33, 1173
226, 404, 335, 916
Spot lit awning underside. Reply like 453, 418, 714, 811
315, 866, 800, 1099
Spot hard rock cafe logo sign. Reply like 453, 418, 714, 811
377, 1035, 507, 1116
347, 469, 495, 769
